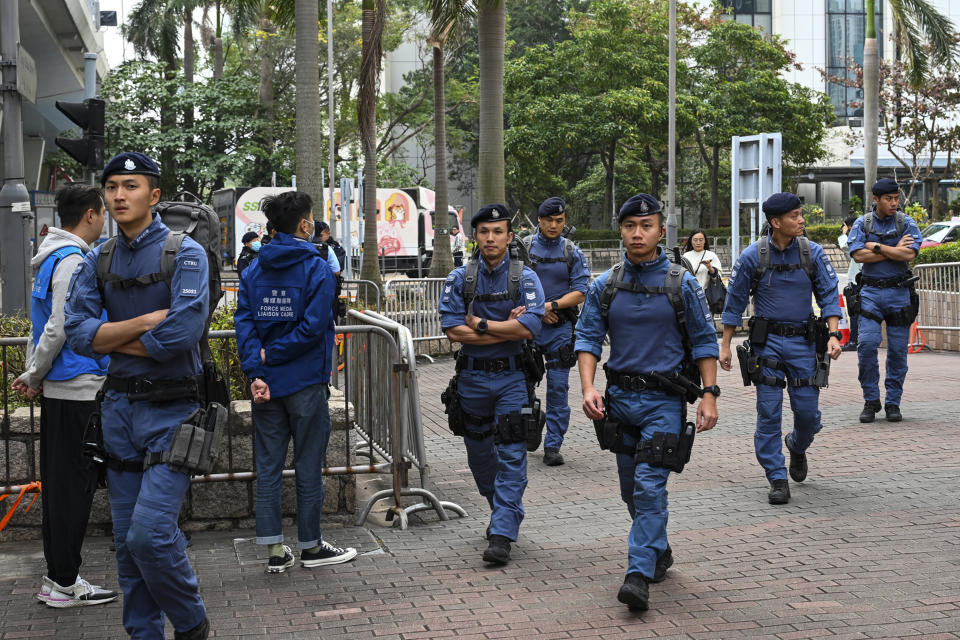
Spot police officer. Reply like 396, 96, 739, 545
65, 152, 210, 639
847, 178, 922, 423
719, 193, 842, 506
577, 194, 719, 611
236, 230, 261, 277
526, 197, 590, 466
438, 204, 545, 565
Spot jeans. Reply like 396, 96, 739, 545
253, 382, 332, 549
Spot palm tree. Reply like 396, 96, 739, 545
863, 0, 954, 205
427, 0, 473, 277
295, 0, 324, 207
359, 0, 386, 287
477, 0, 505, 204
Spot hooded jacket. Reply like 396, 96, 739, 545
234, 232, 336, 397
20, 227, 107, 400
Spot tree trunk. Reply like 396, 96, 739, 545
863, 1, 878, 194
429, 45, 454, 277
478, 1, 505, 205
213, 0, 223, 80
160, 58, 178, 197
295, 0, 323, 204
182, 8, 197, 195
710, 145, 720, 227
603, 140, 616, 229
359, 0, 385, 288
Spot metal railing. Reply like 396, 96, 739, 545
383, 278, 452, 356
915, 262, 960, 331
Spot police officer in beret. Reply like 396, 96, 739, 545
438, 204, 546, 565
719, 192, 842, 506
236, 230, 261, 277
65, 152, 210, 638
525, 197, 590, 466
577, 194, 719, 611
847, 178, 922, 423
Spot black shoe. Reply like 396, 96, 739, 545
859, 401, 882, 423
650, 546, 673, 583
885, 404, 902, 422
266, 545, 296, 574
768, 479, 790, 505
786, 436, 807, 483
841, 342, 858, 352
617, 573, 649, 611
301, 541, 358, 568
543, 447, 565, 466
482, 535, 511, 565
484, 522, 491, 540
174, 618, 210, 640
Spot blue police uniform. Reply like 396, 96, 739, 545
846, 209, 921, 409
438, 255, 545, 542
722, 233, 840, 483
65, 214, 209, 639
575, 247, 717, 580
527, 231, 590, 452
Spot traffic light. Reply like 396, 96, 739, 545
55, 98, 105, 171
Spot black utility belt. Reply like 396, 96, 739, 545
767, 322, 810, 338
455, 355, 522, 373
105, 375, 202, 402
605, 368, 679, 394
861, 275, 909, 288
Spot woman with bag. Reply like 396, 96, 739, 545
682, 230, 726, 313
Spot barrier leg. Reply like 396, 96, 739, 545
355, 487, 467, 529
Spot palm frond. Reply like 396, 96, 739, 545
428, 0, 475, 47
890, 0, 957, 86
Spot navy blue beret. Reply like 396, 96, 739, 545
471, 204, 511, 228
537, 197, 566, 218
762, 192, 802, 219
101, 152, 161, 185
872, 178, 900, 196
617, 194, 662, 223
241, 231, 259, 244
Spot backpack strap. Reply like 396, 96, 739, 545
665, 263, 689, 350
797, 236, 815, 282
96, 231, 184, 295
895, 211, 906, 237
750, 235, 770, 297
863, 211, 905, 241
463, 256, 479, 310
863, 212, 875, 237
564, 238, 575, 271
507, 248, 523, 303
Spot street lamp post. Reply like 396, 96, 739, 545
666, 0, 678, 250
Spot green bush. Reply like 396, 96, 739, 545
1, 314, 37, 411
804, 223, 843, 245
209, 302, 250, 401
915, 242, 960, 265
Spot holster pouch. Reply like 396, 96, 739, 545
736, 341, 753, 387
843, 282, 861, 316
592, 415, 638, 455
558, 307, 580, 326
440, 375, 467, 437
494, 411, 527, 445
635, 422, 696, 473
520, 342, 545, 385
558, 343, 577, 368
202, 360, 230, 407
523, 399, 546, 451
748, 317, 769, 348
81, 400, 108, 491
153, 402, 227, 475
813, 351, 831, 388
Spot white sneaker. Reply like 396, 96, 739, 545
36, 575, 56, 603
45, 577, 118, 608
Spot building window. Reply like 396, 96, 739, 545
719, 0, 773, 33
827, 0, 883, 121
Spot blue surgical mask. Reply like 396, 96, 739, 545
251, 241, 262, 252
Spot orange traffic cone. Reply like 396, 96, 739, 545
837, 290, 850, 345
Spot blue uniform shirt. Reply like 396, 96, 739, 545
527, 232, 590, 302
847, 209, 921, 280
722, 234, 841, 327
65, 215, 209, 380
438, 255, 545, 359
575, 249, 718, 374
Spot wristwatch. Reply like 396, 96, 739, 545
476, 318, 488, 333
872, 243, 883, 254
829, 330, 843, 340
701, 385, 721, 398
551, 301, 559, 313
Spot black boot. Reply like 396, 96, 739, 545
174, 618, 210, 640
617, 573, 649, 611
859, 400, 882, 423
768, 479, 790, 505
885, 404, 903, 422
650, 546, 673, 583
785, 436, 807, 483
482, 535, 511, 565
543, 447, 565, 466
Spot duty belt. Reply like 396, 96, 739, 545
105, 375, 202, 398
861, 274, 910, 288
767, 322, 809, 338
456, 355, 522, 373
605, 368, 676, 393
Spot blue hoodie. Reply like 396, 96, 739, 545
234, 232, 336, 397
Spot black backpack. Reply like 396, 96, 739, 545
96, 192, 228, 405
749, 234, 815, 296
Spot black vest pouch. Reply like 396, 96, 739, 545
748, 317, 769, 348
440, 375, 467, 437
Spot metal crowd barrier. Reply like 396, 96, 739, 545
383, 278, 452, 356
342, 279, 382, 313
915, 262, 960, 331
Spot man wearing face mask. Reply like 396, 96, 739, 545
236, 231, 261, 277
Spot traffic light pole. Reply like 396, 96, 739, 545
0, 0, 33, 314
84, 52, 97, 186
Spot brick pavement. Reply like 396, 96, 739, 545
2, 343, 960, 639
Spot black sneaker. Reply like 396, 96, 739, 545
617, 573, 649, 611
841, 342, 858, 352
786, 436, 807, 483
650, 546, 673, 583
174, 618, 210, 640
768, 479, 790, 505
859, 401, 882, 423
885, 404, 903, 422
266, 545, 296, 574
484, 522, 491, 540
543, 447, 564, 466
301, 540, 358, 568
482, 535, 511, 565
